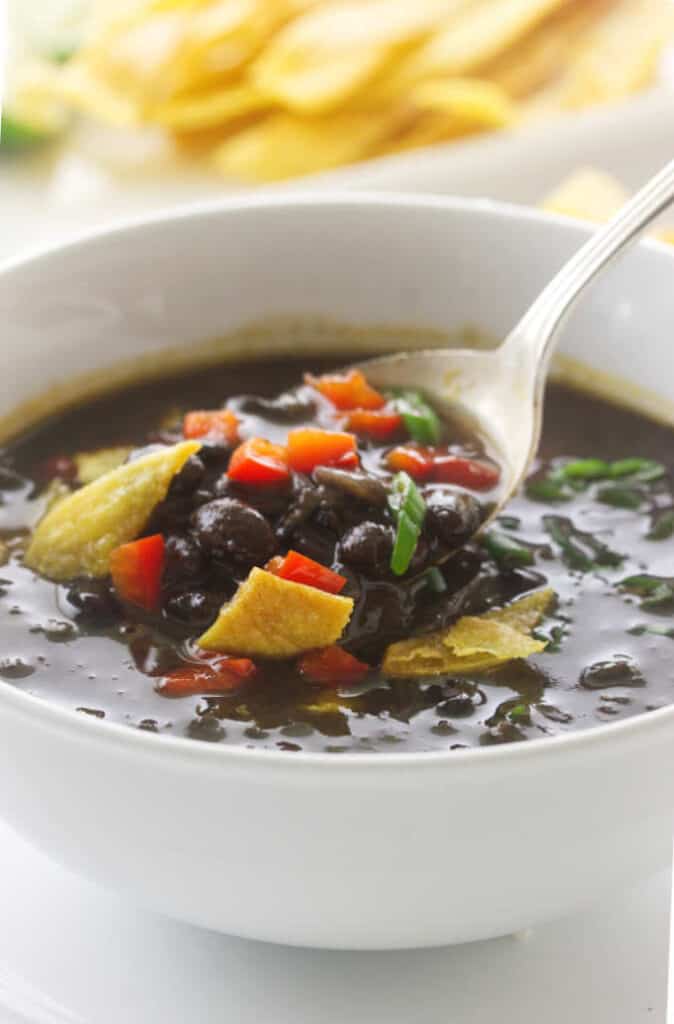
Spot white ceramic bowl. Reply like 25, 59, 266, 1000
0, 195, 673, 950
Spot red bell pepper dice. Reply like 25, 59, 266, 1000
432, 455, 500, 491
267, 550, 347, 594
298, 646, 369, 685
305, 369, 385, 411
228, 437, 290, 486
157, 656, 256, 698
183, 409, 239, 444
287, 428, 357, 473
346, 409, 402, 439
386, 445, 435, 480
110, 534, 165, 611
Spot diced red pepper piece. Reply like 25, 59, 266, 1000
157, 656, 256, 698
335, 450, 360, 470
228, 437, 290, 486
346, 409, 403, 440
110, 534, 165, 611
386, 445, 434, 480
267, 550, 347, 594
287, 428, 357, 473
298, 646, 369, 685
183, 409, 239, 444
432, 455, 500, 491
305, 369, 385, 411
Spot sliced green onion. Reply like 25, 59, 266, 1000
389, 390, 441, 445
526, 477, 572, 503
560, 458, 610, 480
483, 530, 535, 568
596, 485, 643, 509
508, 703, 530, 723
648, 508, 674, 541
609, 458, 665, 482
388, 471, 426, 576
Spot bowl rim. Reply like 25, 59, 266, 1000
2, 188, 674, 773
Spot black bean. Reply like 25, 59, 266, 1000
425, 489, 482, 548
66, 579, 120, 624
77, 707, 105, 719
276, 474, 324, 540
138, 718, 159, 732
163, 534, 204, 586
191, 497, 277, 566
163, 589, 222, 626
290, 522, 336, 565
215, 476, 291, 516
580, 657, 645, 690
339, 521, 393, 576
236, 391, 316, 422
169, 454, 205, 495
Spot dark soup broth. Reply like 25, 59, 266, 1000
1, 354, 673, 754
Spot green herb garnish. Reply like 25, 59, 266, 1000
596, 485, 643, 509
543, 515, 623, 572
483, 530, 535, 568
561, 458, 610, 480
609, 458, 665, 482
389, 471, 426, 576
619, 574, 674, 609
390, 390, 441, 445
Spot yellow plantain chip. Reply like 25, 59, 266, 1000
212, 109, 398, 180
383, 588, 554, 677
372, 0, 568, 103
153, 82, 270, 130
410, 77, 514, 128
252, 0, 453, 114
198, 567, 354, 657
74, 447, 134, 486
25, 441, 199, 581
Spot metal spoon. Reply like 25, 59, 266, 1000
359, 158, 674, 524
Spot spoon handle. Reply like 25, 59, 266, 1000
507, 156, 674, 367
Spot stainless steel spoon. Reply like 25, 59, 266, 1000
360, 157, 674, 522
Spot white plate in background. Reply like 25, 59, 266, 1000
1, 88, 673, 261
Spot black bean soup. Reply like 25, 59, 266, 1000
0, 355, 673, 754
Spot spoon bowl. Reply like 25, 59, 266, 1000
361, 156, 674, 527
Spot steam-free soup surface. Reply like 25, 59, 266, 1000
0, 356, 673, 753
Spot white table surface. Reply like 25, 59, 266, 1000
1, 89, 673, 1023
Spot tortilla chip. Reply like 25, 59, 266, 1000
383, 588, 554, 677
198, 567, 353, 657
25, 442, 199, 581
74, 447, 133, 485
